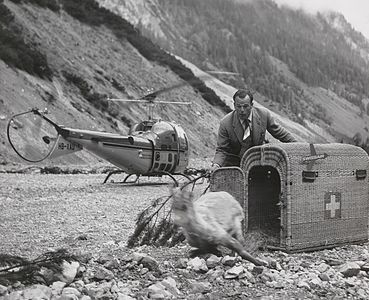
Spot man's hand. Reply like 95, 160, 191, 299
209, 163, 221, 173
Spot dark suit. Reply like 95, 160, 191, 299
213, 106, 297, 166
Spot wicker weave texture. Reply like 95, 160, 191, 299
209, 167, 246, 231
241, 142, 369, 252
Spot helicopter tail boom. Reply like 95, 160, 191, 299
7, 108, 83, 163
48, 135, 83, 159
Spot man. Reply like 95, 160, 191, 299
211, 89, 297, 169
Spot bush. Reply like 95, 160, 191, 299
0, 28, 53, 79
0, 1, 14, 24
8, 0, 60, 12
0, 1, 53, 79
62, 71, 91, 96
62, 71, 115, 115
120, 115, 132, 127
111, 78, 126, 93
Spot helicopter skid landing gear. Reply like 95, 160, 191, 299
122, 174, 140, 184
103, 170, 140, 184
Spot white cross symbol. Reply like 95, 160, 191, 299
326, 194, 340, 218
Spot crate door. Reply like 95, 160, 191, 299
247, 165, 281, 247
210, 167, 246, 230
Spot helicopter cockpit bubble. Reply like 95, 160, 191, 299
150, 121, 179, 149
151, 121, 174, 135
129, 120, 154, 135
7, 109, 59, 162
129, 120, 178, 148
173, 123, 189, 151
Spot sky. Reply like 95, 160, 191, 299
273, 0, 369, 40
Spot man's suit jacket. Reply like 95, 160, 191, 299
213, 106, 297, 167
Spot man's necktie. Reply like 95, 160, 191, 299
243, 120, 250, 141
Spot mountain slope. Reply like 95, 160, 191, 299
99, 0, 369, 145
0, 0, 226, 165
0, 0, 341, 167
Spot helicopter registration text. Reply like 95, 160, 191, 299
48, 135, 83, 159
58, 142, 83, 151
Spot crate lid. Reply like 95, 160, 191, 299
241, 142, 369, 173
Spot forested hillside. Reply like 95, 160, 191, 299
146, 0, 369, 109
0, 0, 229, 164
2, 0, 369, 165
101, 0, 369, 145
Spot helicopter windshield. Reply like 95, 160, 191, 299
146, 121, 178, 149
7, 110, 59, 162
151, 121, 173, 136
173, 124, 188, 151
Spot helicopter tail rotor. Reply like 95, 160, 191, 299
7, 109, 82, 162
7, 109, 60, 162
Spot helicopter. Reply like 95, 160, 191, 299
7, 71, 240, 184
6, 87, 196, 185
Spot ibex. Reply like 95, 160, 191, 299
171, 188, 265, 266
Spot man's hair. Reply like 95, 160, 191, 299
233, 89, 253, 103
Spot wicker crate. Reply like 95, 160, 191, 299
209, 166, 248, 232
211, 143, 369, 252
209, 167, 245, 206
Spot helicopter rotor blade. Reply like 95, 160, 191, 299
107, 99, 145, 102
140, 80, 200, 100
107, 98, 191, 105
126, 72, 215, 102
206, 71, 240, 75
108, 70, 238, 104
138, 70, 240, 100
154, 101, 191, 105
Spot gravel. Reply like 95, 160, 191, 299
2, 170, 369, 299
0, 172, 172, 257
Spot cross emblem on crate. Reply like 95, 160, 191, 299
324, 192, 341, 219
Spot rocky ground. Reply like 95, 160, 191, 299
1, 166, 369, 299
